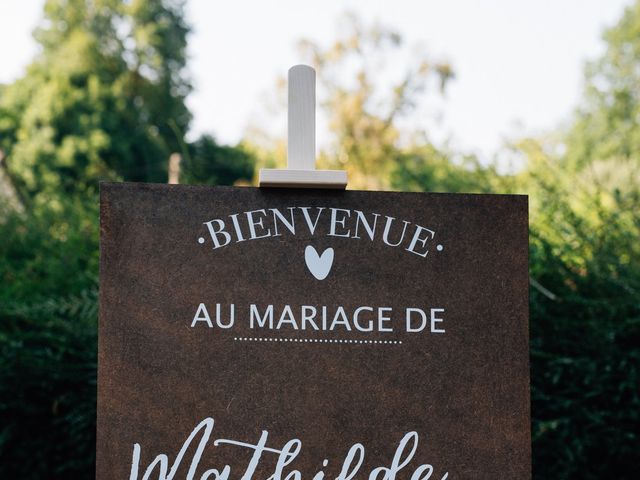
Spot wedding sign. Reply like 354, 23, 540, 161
97, 183, 530, 479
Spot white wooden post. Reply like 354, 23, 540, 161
259, 65, 348, 189
288, 64, 316, 171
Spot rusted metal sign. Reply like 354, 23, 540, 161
98, 183, 530, 479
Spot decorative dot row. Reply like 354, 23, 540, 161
233, 337, 402, 344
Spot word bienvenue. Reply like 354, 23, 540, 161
130, 417, 449, 480
191, 304, 445, 334
198, 207, 441, 258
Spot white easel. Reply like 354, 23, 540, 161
259, 65, 348, 189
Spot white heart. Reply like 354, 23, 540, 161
304, 246, 334, 280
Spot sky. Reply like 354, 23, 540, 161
0, 0, 634, 161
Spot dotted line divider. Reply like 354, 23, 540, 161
234, 337, 402, 345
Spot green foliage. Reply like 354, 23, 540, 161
0, 202, 99, 479
0, 290, 98, 480
0, 200, 98, 304
392, 145, 498, 193
0, 0, 191, 200
182, 135, 255, 185
524, 152, 640, 478
521, 7, 640, 478
564, 1, 640, 173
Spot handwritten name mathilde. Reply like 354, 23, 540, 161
198, 206, 440, 258
130, 418, 448, 480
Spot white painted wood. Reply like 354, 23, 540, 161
287, 65, 315, 170
259, 64, 348, 189
259, 169, 347, 189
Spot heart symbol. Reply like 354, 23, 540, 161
305, 246, 334, 280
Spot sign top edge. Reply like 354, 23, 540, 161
99, 181, 528, 201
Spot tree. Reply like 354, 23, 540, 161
391, 143, 499, 193
182, 134, 255, 186
0, 0, 191, 202
0, 199, 100, 480
517, 135, 640, 479
563, 2, 640, 187
247, 14, 497, 194
566, 2, 640, 174
511, 4, 640, 477
0, 1, 258, 478
282, 14, 455, 190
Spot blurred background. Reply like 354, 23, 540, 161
0, 0, 638, 478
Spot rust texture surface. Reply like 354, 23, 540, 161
98, 183, 530, 479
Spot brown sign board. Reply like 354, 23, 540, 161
98, 183, 530, 480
